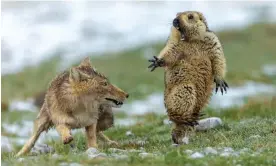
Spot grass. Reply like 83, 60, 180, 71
1, 97, 276, 166
1, 23, 276, 165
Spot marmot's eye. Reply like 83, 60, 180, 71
188, 14, 194, 20
103, 81, 108, 86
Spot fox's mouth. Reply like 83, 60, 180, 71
105, 98, 123, 106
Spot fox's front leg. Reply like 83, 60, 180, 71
56, 124, 73, 144
85, 123, 98, 148
97, 132, 118, 147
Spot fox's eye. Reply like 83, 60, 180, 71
188, 14, 193, 20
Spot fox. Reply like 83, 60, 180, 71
148, 11, 228, 144
16, 57, 129, 157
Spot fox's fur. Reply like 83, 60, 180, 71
149, 11, 228, 144
16, 57, 129, 157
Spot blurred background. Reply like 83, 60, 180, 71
1, 1, 276, 156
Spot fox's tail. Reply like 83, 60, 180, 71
16, 105, 51, 157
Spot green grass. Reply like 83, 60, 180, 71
1, 23, 276, 165
1, 97, 276, 166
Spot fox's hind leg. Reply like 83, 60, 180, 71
16, 105, 51, 157
56, 125, 73, 144
165, 83, 198, 144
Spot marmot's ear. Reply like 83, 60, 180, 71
78, 57, 92, 67
176, 12, 181, 17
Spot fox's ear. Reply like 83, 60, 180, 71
78, 57, 92, 67
69, 67, 90, 82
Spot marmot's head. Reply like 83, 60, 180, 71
172, 11, 210, 41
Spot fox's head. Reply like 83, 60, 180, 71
69, 57, 129, 108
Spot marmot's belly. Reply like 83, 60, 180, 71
165, 57, 213, 106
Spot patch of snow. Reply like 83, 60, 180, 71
210, 82, 276, 109
86, 147, 107, 159
190, 152, 205, 158
1, 136, 14, 152
263, 64, 276, 76
9, 98, 37, 112
195, 117, 223, 131
2, 2, 276, 75
163, 119, 172, 125
122, 82, 276, 115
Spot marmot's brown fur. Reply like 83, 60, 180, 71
148, 11, 228, 144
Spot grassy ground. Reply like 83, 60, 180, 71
2, 97, 276, 166
1, 23, 276, 165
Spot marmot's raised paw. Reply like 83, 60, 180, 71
148, 56, 164, 72
214, 78, 229, 95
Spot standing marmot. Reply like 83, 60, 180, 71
148, 11, 228, 144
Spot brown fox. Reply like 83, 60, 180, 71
16, 57, 129, 157
148, 11, 228, 144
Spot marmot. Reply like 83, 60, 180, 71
148, 11, 228, 144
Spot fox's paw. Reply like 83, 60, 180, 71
214, 77, 229, 95
63, 135, 73, 144
148, 56, 164, 72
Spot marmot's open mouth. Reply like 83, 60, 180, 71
105, 98, 123, 105
173, 18, 185, 41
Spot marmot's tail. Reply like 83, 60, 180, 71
16, 105, 51, 157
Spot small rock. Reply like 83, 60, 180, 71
52, 153, 61, 159
220, 152, 231, 157
204, 147, 218, 155
137, 140, 146, 146
85, 147, 99, 155
184, 149, 193, 154
181, 136, 189, 144
111, 153, 129, 160
126, 131, 133, 136
108, 148, 126, 153
88, 153, 107, 159
190, 152, 204, 158
249, 135, 261, 139
195, 117, 222, 131
139, 152, 157, 158
171, 143, 178, 147
30, 144, 55, 155
17, 158, 25, 162
69, 163, 82, 166
128, 149, 144, 153
223, 147, 234, 153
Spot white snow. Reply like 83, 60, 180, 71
263, 64, 276, 76
2, 1, 276, 75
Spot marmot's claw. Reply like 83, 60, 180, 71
148, 56, 164, 72
214, 78, 229, 95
